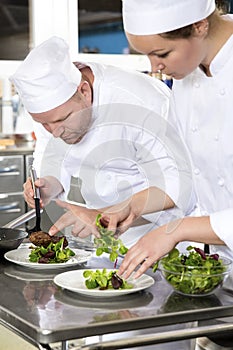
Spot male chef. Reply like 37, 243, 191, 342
10, 36, 193, 247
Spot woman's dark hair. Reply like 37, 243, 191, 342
160, 0, 229, 39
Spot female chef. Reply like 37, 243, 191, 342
110, 0, 233, 278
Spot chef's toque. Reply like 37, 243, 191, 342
10, 36, 81, 113
122, 0, 216, 35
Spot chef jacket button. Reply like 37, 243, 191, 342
194, 168, 200, 175
219, 88, 226, 95
218, 178, 224, 186
215, 135, 219, 141
191, 126, 198, 132
194, 82, 200, 88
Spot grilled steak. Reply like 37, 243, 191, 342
29, 231, 68, 248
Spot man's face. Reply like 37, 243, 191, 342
31, 88, 92, 144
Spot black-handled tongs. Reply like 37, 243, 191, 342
29, 166, 41, 232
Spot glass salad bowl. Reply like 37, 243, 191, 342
158, 246, 232, 297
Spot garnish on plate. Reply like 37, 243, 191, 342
83, 268, 133, 290
29, 232, 75, 264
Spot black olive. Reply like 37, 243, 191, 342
38, 257, 50, 264
43, 250, 55, 259
111, 272, 123, 289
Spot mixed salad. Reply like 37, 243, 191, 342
159, 246, 230, 295
83, 268, 133, 290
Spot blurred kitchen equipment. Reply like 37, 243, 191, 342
0, 228, 27, 253
0, 209, 38, 254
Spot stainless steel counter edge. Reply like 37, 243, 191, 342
80, 322, 233, 349
1, 302, 233, 344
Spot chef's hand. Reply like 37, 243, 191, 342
118, 216, 223, 279
100, 198, 139, 236
49, 199, 100, 238
23, 175, 63, 208
118, 222, 178, 279
101, 187, 173, 236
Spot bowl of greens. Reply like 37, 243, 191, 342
159, 246, 232, 296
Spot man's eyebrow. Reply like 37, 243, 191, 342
57, 111, 73, 121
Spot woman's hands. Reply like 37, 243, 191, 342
118, 216, 224, 279
49, 200, 100, 238
118, 222, 178, 279
23, 175, 64, 208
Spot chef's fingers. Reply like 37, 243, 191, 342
118, 248, 148, 279
49, 211, 75, 236
23, 178, 35, 208
34, 178, 49, 191
72, 225, 93, 238
71, 218, 99, 238
52, 199, 100, 237
25, 178, 46, 207
54, 199, 71, 210
132, 257, 156, 279
104, 213, 134, 236
115, 215, 135, 235
35, 178, 58, 207
102, 215, 117, 233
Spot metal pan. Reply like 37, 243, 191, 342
0, 209, 40, 253
0, 228, 27, 252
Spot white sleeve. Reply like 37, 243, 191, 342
210, 209, 233, 251
32, 121, 52, 177
137, 110, 194, 216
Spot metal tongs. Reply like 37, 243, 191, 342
29, 166, 41, 232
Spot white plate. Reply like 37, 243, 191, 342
54, 269, 155, 297
4, 248, 92, 269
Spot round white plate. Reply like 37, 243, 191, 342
53, 269, 155, 297
4, 248, 92, 269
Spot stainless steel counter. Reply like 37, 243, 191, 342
1, 247, 233, 350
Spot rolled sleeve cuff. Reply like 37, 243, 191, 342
210, 209, 233, 251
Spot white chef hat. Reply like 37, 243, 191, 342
10, 36, 81, 113
122, 0, 216, 35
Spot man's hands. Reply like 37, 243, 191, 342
49, 200, 100, 238
100, 198, 139, 236
48, 195, 141, 239
101, 187, 174, 235
23, 175, 64, 208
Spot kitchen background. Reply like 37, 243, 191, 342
0, 0, 233, 229
0, 2, 233, 349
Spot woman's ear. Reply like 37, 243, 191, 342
193, 19, 209, 37
77, 80, 92, 104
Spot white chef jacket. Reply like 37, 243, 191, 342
170, 23, 233, 258
33, 62, 193, 246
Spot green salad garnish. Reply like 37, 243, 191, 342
159, 246, 229, 295
83, 268, 133, 290
29, 237, 75, 264
94, 214, 128, 263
